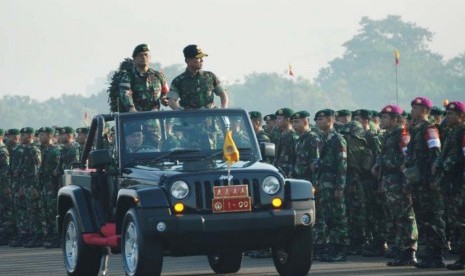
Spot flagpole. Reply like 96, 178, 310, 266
396, 65, 398, 105
290, 79, 294, 109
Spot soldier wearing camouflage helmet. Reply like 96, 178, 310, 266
119, 44, 169, 112
167, 45, 228, 110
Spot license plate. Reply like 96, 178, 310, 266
213, 185, 249, 199
212, 197, 252, 213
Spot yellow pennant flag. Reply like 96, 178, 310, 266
394, 49, 400, 65
223, 130, 239, 164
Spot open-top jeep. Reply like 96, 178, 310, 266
57, 108, 315, 276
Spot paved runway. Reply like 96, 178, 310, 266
0, 245, 463, 275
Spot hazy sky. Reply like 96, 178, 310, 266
1, 0, 465, 101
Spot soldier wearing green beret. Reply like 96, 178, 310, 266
0, 129, 14, 245
4, 129, 20, 245
273, 108, 297, 177
168, 44, 228, 110
249, 111, 270, 144
9, 128, 42, 247
76, 127, 89, 159
54, 126, 79, 184
290, 111, 319, 183
263, 114, 280, 144
119, 44, 169, 112
335, 109, 352, 133
314, 109, 349, 262
37, 127, 61, 248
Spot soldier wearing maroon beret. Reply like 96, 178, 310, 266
405, 96, 447, 268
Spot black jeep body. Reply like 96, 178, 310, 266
57, 108, 315, 276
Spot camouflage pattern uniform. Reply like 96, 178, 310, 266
274, 129, 297, 177
57, 143, 80, 175
255, 130, 270, 144
0, 135, 12, 244
39, 130, 60, 247
406, 114, 447, 267
119, 67, 168, 112
168, 70, 225, 109
316, 126, 349, 258
380, 125, 418, 252
293, 129, 319, 183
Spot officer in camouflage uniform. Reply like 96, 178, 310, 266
0, 129, 12, 245
290, 111, 319, 183
404, 97, 447, 268
38, 127, 61, 248
119, 44, 169, 112
54, 127, 80, 180
431, 101, 465, 270
76, 127, 89, 159
249, 111, 271, 144
273, 108, 297, 177
373, 105, 419, 266
168, 44, 228, 110
5, 129, 20, 245
334, 109, 352, 133
10, 128, 42, 247
314, 109, 349, 262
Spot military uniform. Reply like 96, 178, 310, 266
405, 97, 447, 268
273, 108, 297, 177
38, 127, 61, 248
119, 44, 169, 112
314, 109, 349, 262
0, 129, 12, 245
56, 127, 80, 176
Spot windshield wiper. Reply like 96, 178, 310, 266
152, 149, 202, 162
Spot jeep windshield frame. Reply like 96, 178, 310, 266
116, 109, 262, 169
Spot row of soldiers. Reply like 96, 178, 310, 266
0, 126, 90, 248
248, 96, 465, 271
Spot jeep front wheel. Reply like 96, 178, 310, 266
122, 208, 163, 276
62, 208, 102, 276
272, 227, 313, 276
207, 250, 242, 274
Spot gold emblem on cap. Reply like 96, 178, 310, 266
386, 107, 392, 112
450, 103, 456, 109
278, 110, 283, 115
416, 98, 422, 104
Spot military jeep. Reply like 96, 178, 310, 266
57, 108, 315, 276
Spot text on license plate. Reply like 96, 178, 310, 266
212, 197, 252, 213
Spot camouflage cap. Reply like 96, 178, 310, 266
20, 127, 34, 134
132, 43, 150, 57
446, 101, 465, 113
430, 106, 445, 116
0, 129, 4, 136
76, 127, 89, 134
60, 126, 75, 135
249, 111, 262, 120
353, 109, 371, 119
183, 44, 208, 59
340, 121, 365, 139
314, 109, 335, 120
380, 105, 404, 115
38, 127, 54, 134
6, 128, 20, 135
275, 108, 295, 118
291, 111, 310, 120
411, 96, 433, 109
336, 109, 351, 117
264, 114, 277, 121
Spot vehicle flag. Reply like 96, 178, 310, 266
288, 64, 294, 77
84, 110, 89, 127
223, 130, 239, 164
395, 49, 400, 65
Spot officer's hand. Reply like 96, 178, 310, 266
129, 106, 137, 112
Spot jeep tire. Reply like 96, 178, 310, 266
272, 227, 313, 276
62, 208, 103, 276
122, 208, 163, 276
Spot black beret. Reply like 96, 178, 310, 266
275, 108, 295, 118
20, 127, 34, 134
183, 44, 208, 59
353, 109, 371, 119
291, 111, 310, 120
430, 106, 445, 116
38, 127, 54, 134
314, 109, 335, 120
76, 127, 89, 134
264, 114, 276, 121
6, 128, 20, 135
371, 110, 380, 118
249, 111, 262, 120
132, 44, 150, 58
336, 109, 351, 117
60, 126, 75, 135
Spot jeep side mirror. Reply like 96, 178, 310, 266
88, 149, 111, 169
260, 142, 275, 159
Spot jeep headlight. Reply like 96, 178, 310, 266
262, 176, 280, 195
171, 180, 189, 199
